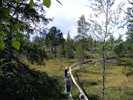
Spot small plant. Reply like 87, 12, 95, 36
122, 80, 127, 94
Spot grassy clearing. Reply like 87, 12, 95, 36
29, 58, 78, 78
29, 58, 89, 100
71, 62, 133, 100
29, 58, 133, 100
29, 58, 79, 100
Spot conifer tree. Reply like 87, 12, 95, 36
65, 32, 72, 66
75, 43, 83, 69
57, 46, 63, 70
77, 15, 88, 60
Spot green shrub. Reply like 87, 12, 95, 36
0, 62, 65, 100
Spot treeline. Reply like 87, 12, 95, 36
32, 26, 124, 59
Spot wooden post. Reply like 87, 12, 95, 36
99, 49, 101, 58
91, 46, 92, 59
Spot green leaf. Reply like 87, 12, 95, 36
12, 41, 21, 50
15, 32, 23, 38
15, 24, 24, 29
0, 35, 2, 39
0, 58, 5, 62
0, 27, 11, 34
10, 23, 16, 30
0, 41, 5, 51
17, 0, 23, 2
2, 7, 10, 16
29, 0, 34, 9
1, 31, 7, 34
43, 0, 51, 8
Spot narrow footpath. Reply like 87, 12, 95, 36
67, 58, 113, 100
65, 59, 97, 100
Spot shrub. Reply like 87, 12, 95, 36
0, 62, 65, 100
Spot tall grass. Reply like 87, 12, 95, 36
29, 58, 78, 78
71, 63, 133, 100
29, 58, 133, 100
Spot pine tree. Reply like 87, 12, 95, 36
77, 15, 89, 60
65, 32, 71, 65
57, 46, 63, 70
75, 43, 83, 69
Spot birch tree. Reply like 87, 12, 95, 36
87, 0, 125, 100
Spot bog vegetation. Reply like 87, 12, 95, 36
0, 0, 133, 100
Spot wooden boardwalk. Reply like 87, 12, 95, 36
69, 61, 90, 100
65, 60, 94, 100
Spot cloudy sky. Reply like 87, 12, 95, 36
43, 0, 129, 41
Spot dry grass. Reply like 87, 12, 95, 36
28, 58, 133, 100
71, 62, 133, 100
29, 58, 78, 79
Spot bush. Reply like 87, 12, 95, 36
0, 62, 65, 100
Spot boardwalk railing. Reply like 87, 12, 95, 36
69, 62, 89, 100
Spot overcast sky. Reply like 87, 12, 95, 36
43, 0, 129, 41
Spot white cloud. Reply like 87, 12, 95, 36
44, 0, 128, 41
44, 0, 91, 39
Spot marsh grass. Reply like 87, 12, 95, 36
29, 58, 133, 100
71, 62, 133, 100
29, 58, 78, 78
